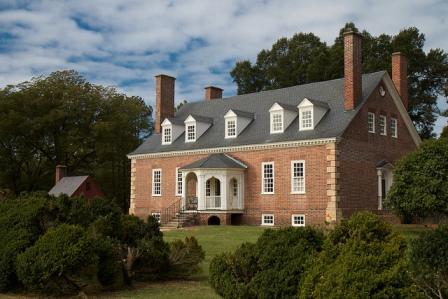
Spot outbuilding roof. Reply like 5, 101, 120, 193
130, 71, 386, 156
48, 176, 89, 197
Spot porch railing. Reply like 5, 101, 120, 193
161, 198, 181, 225
206, 196, 221, 209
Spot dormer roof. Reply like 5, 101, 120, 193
185, 114, 214, 124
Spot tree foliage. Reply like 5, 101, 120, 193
230, 23, 448, 138
385, 138, 448, 220
0, 70, 151, 210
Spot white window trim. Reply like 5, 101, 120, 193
270, 111, 284, 134
185, 123, 196, 142
379, 115, 387, 136
299, 107, 314, 131
391, 118, 398, 138
162, 125, 172, 145
290, 160, 306, 194
225, 118, 237, 138
151, 212, 161, 223
152, 168, 162, 197
291, 214, 305, 227
261, 162, 275, 194
368, 112, 376, 133
175, 167, 182, 196
262, 214, 275, 226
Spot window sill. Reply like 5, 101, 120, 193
152, 194, 162, 197
261, 192, 275, 195
261, 223, 274, 226
291, 191, 306, 195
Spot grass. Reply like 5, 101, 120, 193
0, 224, 430, 299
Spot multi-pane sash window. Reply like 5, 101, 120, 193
176, 168, 182, 196
262, 214, 274, 226
232, 179, 238, 196
391, 118, 398, 138
292, 215, 305, 227
163, 127, 172, 143
262, 162, 274, 194
186, 124, 196, 141
368, 112, 375, 133
379, 115, 387, 136
151, 213, 161, 223
301, 109, 313, 129
152, 169, 162, 196
291, 161, 305, 194
226, 119, 236, 138
271, 112, 283, 133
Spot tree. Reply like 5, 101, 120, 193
385, 138, 448, 220
409, 225, 448, 299
299, 212, 422, 299
0, 70, 151, 210
230, 23, 448, 138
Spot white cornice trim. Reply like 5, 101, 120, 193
128, 137, 338, 160
381, 74, 422, 146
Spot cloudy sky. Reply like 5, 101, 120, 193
0, 0, 447, 134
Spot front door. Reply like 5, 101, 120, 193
185, 172, 198, 210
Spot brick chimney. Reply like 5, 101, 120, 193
55, 165, 67, 184
392, 52, 408, 110
344, 31, 363, 111
155, 74, 175, 134
204, 86, 223, 101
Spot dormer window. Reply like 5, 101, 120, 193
297, 98, 329, 131
226, 119, 237, 138
271, 112, 283, 133
163, 127, 172, 143
186, 124, 196, 142
268, 103, 297, 134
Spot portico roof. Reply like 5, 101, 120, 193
180, 154, 247, 170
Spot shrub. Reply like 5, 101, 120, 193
299, 212, 423, 299
16, 224, 97, 293
409, 225, 448, 298
95, 238, 123, 288
169, 237, 205, 277
209, 227, 324, 299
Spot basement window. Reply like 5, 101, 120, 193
292, 215, 305, 227
151, 213, 161, 223
262, 214, 274, 226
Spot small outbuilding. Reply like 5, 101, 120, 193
48, 165, 103, 198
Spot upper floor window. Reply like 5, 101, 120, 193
262, 162, 274, 194
271, 112, 283, 133
291, 161, 305, 194
368, 112, 375, 133
186, 124, 196, 142
226, 119, 237, 138
152, 169, 162, 196
301, 108, 313, 130
391, 118, 398, 138
163, 127, 172, 144
379, 115, 387, 136
176, 168, 182, 196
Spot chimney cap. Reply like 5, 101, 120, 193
392, 52, 406, 56
343, 30, 362, 37
56, 165, 67, 168
204, 86, 223, 91
155, 74, 176, 80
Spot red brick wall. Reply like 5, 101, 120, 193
73, 177, 104, 199
131, 144, 329, 226
338, 80, 417, 218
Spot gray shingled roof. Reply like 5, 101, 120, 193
180, 154, 247, 170
230, 109, 254, 119
130, 71, 386, 155
48, 176, 88, 197
304, 98, 330, 109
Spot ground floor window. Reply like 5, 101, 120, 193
262, 214, 274, 226
291, 214, 305, 227
151, 212, 161, 223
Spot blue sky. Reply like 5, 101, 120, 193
0, 0, 447, 134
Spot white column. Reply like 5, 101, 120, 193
221, 174, 228, 210
181, 171, 187, 210
239, 173, 244, 210
197, 172, 205, 210
377, 169, 383, 210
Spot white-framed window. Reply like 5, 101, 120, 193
151, 213, 161, 223
391, 118, 398, 138
262, 214, 274, 226
225, 119, 237, 138
292, 214, 305, 227
175, 167, 182, 196
379, 115, 387, 136
368, 112, 375, 133
162, 127, 172, 144
261, 162, 274, 194
271, 112, 283, 133
291, 160, 305, 194
301, 108, 313, 130
152, 169, 162, 196
186, 124, 196, 142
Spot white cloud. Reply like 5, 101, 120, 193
0, 0, 447, 133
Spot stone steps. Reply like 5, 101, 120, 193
163, 212, 197, 228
